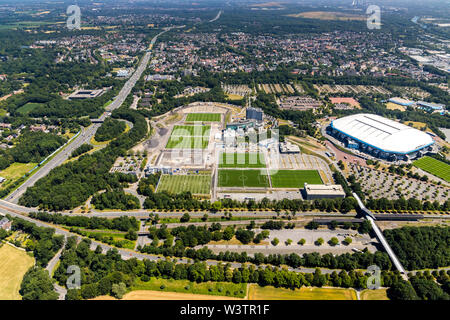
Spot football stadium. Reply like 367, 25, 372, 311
329, 114, 434, 161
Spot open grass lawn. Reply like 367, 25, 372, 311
186, 113, 221, 122
0, 244, 35, 300
16, 102, 43, 115
157, 174, 211, 195
218, 169, 269, 188
219, 153, 266, 168
248, 285, 357, 300
360, 289, 389, 300
132, 278, 247, 298
83, 231, 135, 250
0, 162, 37, 189
413, 156, 450, 182
270, 170, 323, 188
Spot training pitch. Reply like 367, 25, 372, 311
157, 174, 211, 195
219, 153, 266, 168
186, 113, 221, 122
270, 170, 323, 188
218, 169, 269, 188
166, 125, 210, 149
413, 156, 450, 183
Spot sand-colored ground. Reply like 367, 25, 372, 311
0, 244, 35, 300
93, 290, 243, 300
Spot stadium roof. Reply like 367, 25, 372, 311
331, 114, 434, 154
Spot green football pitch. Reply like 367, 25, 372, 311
166, 125, 210, 149
186, 113, 221, 122
218, 169, 270, 188
270, 170, 323, 188
219, 153, 266, 168
413, 156, 450, 183
157, 174, 211, 195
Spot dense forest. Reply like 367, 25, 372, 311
0, 131, 66, 170
91, 189, 141, 211
11, 216, 64, 267
94, 118, 127, 142
384, 226, 450, 270
28, 212, 139, 232
55, 237, 406, 300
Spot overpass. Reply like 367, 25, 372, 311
353, 193, 408, 278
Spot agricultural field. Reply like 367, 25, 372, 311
287, 11, 366, 21
0, 244, 35, 300
166, 125, 210, 149
218, 169, 269, 188
131, 278, 247, 298
270, 170, 323, 188
157, 174, 211, 195
219, 153, 266, 168
360, 289, 389, 300
185, 113, 221, 122
247, 284, 357, 300
413, 156, 450, 183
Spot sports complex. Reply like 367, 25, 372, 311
141, 102, 333, 201
329, 113, 435, 161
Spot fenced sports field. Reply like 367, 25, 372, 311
270, 170, 323, 188
157, 174, 211, 195
185, 113, 221, 122
413, 156, 450, 183
218, 169, 269, 188
219, 152, 266, 168
166, 125, 210, 149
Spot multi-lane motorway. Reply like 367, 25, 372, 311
5, 29, 173, 204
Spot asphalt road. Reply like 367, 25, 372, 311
5, 29, 173, 204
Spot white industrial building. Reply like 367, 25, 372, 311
329, 113, 434, 161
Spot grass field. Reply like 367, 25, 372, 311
219, 153, 266, 168
413, 156, 450, 182
186, 113, 221, 122
360, 289, 389, 300
218, 169, 269, 188
132, 278, 247, 298
247, 284, 357, 300
270, 170, 323, 188
170, 125, 211, 137
166, 136, 209, 149
0, 162, 37, 189
0, 244, 35, 300
16, 102, 43, 115
166, 125, 210, 149
157, 174, 211, 195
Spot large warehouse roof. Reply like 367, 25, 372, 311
331, 114, 434, 154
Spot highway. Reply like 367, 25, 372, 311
5, 28, 173, 204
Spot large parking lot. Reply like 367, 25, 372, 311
348, 163, 449, 202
